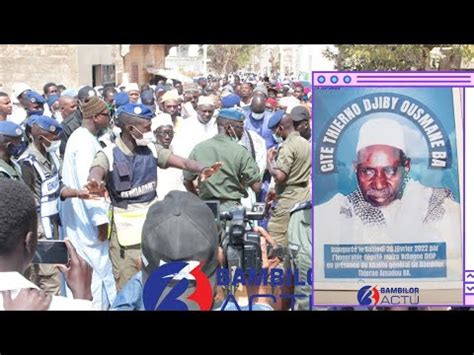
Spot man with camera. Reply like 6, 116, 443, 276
111, 191, 279, 311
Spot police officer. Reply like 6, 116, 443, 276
183, 108, 262, 215
19, 115, 94, 294
21, 91, 46, 126
288, 200, 312, 310
266, 111, 311, 248
87, 103, 221, 291
0, 121, 27, 180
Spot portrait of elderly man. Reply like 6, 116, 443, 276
314, 117, 462, 281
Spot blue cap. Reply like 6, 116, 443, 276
27, 115, 63, 135
140, 90, 155, 106
114, 92, 129, 108
221, 94, 241, 108
217, 108, 245, 122
0, 121, 24, 137
155, 84, 167, 93
24, 91, 46, 105
268, 110, 285, 129
47, 95, 59, 108
116, 103, 155, 120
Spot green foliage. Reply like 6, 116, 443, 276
207, 45, 256, 74
324, 45, 474, 71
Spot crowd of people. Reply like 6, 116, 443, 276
0, 73, 313, 310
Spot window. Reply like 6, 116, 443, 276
92, 64, 116, 87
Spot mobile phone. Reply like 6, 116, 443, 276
32, 240, 69, 264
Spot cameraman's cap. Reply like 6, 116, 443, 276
24, 91, 45, 105
290, 105, 310, 122
141, 191, 219, 280
217, 108, 244, 122
268, 110, 285, 129
0, 121, 23, 138
116, 103, 155, 120
27, 115, 63, 134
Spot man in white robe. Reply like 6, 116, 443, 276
314, 118, 462, 289
60, 97, 117, 309
173, 96, 218, 159
151, 113, 186, 199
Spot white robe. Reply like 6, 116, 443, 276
173, 113, 218, 159
314, 179, 462, 289
60, 127, 116, 309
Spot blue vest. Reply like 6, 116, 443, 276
107, 145, 157, 209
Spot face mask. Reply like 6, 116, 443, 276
272, 132, 283, 144
251, 111, 265, 120
7, 141, 28, 158
265, 109, 273, 113
47, 140, 61, 153
41, 136, 60, 153
132, 126, 154, 146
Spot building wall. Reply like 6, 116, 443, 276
76, 45, 117, 87
165, 56, 203, 74
123, 45, 168, 85
0, 45, 79, 95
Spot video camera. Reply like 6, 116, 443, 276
205, 202, 268, 274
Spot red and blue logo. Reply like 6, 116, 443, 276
357, 285, 380, 305
142, 261, 212, 310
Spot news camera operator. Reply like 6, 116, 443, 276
111, 191, 280, 311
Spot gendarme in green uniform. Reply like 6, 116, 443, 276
183, 133, 261, 212
0, 159, 22, 180
288, 200, 312, 310
268, 131, 311, 246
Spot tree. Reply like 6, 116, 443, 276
207, 45, 256, 74
324, 45, 474, 71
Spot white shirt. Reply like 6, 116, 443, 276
0, 272, 93, 310
239, 130, 267, 210
173, 113, 218, 159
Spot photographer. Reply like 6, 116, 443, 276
111, 191, 279, 311
0, 179, 93, 310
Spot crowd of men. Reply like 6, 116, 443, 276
0, 73, 313, 310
